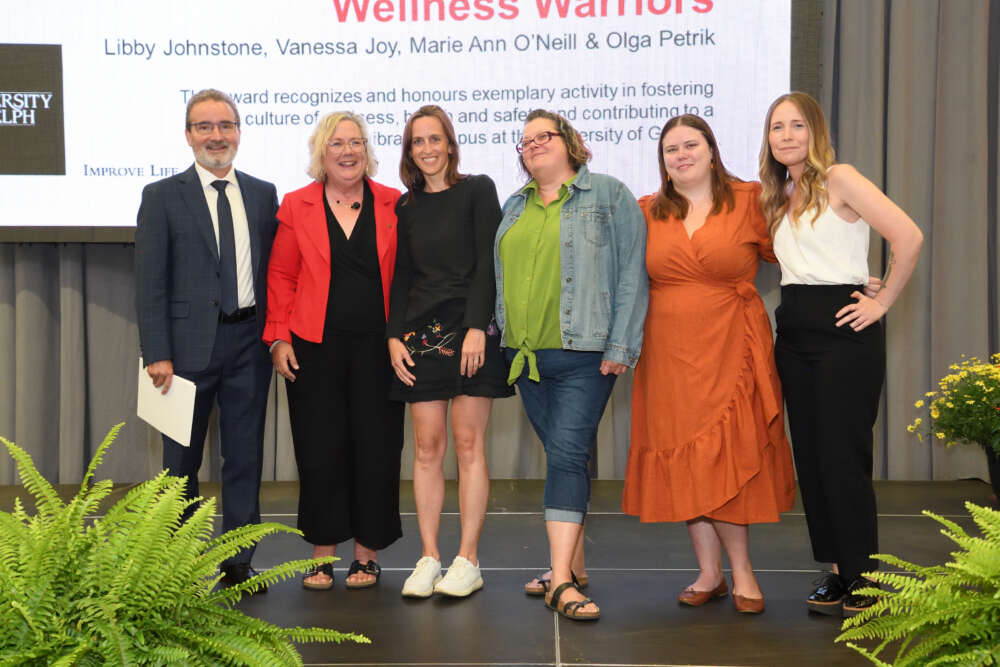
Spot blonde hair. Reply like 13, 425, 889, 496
758, 92, 836, 237
307, 111, 377, 182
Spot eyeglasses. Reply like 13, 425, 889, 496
187, 121, 239, 135
327, 139, 367, 152
516, 131, 561, 153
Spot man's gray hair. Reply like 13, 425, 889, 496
185, 89, 240, 128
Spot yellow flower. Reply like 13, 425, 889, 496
947, 402, 954, 408
936, 432, 946, 439
914, 400, 924, 408
966, 400, 975, 405
925, 391, 937, 397
907, 424, 916, 433
930, 408, 940, 419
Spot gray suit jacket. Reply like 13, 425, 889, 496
135, 164, 279, 372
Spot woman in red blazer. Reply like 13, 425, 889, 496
264, 111, 403, 591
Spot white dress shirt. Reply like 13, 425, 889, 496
193, 162, 255, 308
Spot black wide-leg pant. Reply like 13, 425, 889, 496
774, 285, 885, 583
286, 331, 404, 549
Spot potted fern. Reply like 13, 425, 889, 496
835, 502, 1000, 665
0, 424, 368, 666
909, 354, 1000, 501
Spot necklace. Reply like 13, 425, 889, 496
326, 184, 362, 210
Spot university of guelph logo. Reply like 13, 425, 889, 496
0, 44, 65, 175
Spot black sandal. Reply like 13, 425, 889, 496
525, 570, 587, 597
345, 560, 381, 589
302, 562, 334, 591
545, 581, 600, 621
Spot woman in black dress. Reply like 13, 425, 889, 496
388, 105, 513, 598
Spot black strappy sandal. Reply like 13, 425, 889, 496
302, 562, 334, 591
525, 570, 587, 596
345, 559, 381, 589
545, 581, 600, 621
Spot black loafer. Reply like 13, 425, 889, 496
842, 577, 879, 617
221, 562, 268, 594
806, 573, 846, 615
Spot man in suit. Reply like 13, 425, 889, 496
135, 88, 278, 590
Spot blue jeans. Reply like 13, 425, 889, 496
506, 348, 617, 524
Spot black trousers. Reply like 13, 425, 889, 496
774, 285, 885, 583
286, 331, 404, 549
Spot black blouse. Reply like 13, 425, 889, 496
386, 175, 502, 337
323, 181, 385, 335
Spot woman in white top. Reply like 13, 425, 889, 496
759, 91, 923, 618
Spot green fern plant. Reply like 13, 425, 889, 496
835, 501, 1000, 666
0, 423, 369, 666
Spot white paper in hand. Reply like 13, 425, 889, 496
136, 357, 196, 447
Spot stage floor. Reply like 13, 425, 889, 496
2, 479, 995, 666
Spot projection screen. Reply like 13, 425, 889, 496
0, 0, 790, 230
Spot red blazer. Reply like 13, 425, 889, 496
264, 178, 400, 344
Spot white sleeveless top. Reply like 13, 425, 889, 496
773, 205, 870, 286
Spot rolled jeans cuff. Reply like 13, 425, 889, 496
544, 507, 586, 524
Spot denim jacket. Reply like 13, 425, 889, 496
494, 165, 649, 367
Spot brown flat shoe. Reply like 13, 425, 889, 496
525, 570, 588, 596
733, 593, 765, 614
677, 579, 728, 606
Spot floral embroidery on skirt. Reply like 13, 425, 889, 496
403, 318, 457, 357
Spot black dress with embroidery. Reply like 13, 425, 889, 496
387, 174, 513, 402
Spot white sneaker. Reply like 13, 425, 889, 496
433, 555, 484, 597
401, 556, 442, 598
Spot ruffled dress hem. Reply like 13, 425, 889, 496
622, 291, 795, 524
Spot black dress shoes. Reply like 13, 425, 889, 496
220, 562, 268, 594
842, 577, 879, 617
806, 572, 846, 615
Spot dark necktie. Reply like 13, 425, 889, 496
212, 180, 238, 316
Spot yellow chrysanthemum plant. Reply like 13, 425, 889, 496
908, 353, 1000, 455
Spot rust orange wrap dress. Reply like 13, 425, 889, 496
622, 182, 795, 524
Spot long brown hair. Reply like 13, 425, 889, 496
399, 105, 465, 203
758, 92, 836, 236
518, 109, 592, 179
648, 114, 735, 221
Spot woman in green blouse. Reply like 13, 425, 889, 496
494, 109, 648, 621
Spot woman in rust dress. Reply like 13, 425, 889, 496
623, 115, 795, 614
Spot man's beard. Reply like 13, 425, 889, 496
194, 142, 236, 171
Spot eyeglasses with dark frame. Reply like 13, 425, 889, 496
187, 121, 240, 135
516, 131, 561, 153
